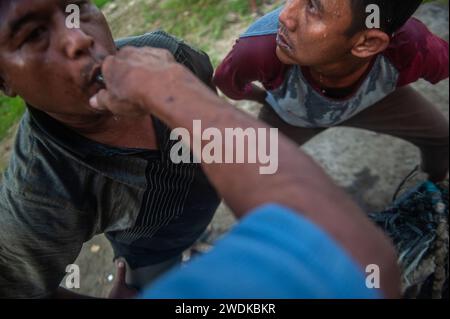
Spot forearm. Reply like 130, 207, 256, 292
143, 78, 342, 218
140, 72, 400, 299
147, 82, 360, 231
94, 50, 400, 297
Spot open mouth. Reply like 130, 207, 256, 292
86, 65, 106, 95
90, 65, 105, 86
79, 64, 106, 100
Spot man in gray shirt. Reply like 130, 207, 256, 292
0, 0, 220, 298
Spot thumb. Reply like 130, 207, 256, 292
114, 259, 127, 284
108, 259, 138, 299
89, 89, 110, 111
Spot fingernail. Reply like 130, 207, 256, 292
89, 95, 99, 109
117, 261, 125, 269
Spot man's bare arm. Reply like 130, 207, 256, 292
91, 47, 401, 298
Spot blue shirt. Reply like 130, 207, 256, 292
141, 204, 381, 299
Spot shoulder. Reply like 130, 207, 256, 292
116, 31, 214, 87
241, 6, 283, 38
384, 18, 446, 69
2, 113, 84, 209
115, 30, 180, 53
114, 30, 208, 63
230, 33, 279, 67
235, 6, 281, 57
383, 18, 449, 85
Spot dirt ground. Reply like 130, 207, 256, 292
0, 1, 448, 298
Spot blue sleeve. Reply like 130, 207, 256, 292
140, 204, 381, 299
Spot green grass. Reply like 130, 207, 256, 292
144, 0, 261, 43
0, 96, 25, 141
141, 0, 271, 66
93, 0, 112, 8
157, 0, 252, 38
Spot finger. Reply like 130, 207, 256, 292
157, 48, 176, 62
141, 47, 172, 57
114, 259, 127, 285
89, 94, 102, 110
115, 46, 145, 61
101, 55, 115, 83
90, 89, 113, 111
117, 46, 139, 55
142, 47, 175, 62
117, 46, 173, 64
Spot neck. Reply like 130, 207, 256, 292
46, 111, 157, 150
308, 56, 373, 89
47, 111, 116, 134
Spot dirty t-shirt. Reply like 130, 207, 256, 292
0, 32, 220, 298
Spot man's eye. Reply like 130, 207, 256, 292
24, 27, 47, 43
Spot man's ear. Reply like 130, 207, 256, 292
0, 77, 17, 97
351, 29, 390, 59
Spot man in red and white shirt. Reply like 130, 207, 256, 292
214, 0, 449, 182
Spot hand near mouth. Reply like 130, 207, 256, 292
89, 46, 183, 117
95, 73, 105, 85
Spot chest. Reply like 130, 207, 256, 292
266, 58, 399, 127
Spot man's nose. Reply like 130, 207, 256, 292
279, 0, 299, 31
61, 28, 94, 59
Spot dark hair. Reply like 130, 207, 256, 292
347, 0, 423, 36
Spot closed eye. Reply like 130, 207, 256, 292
23, 26, 47, 44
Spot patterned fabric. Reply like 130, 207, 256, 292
265, 56, 398, 127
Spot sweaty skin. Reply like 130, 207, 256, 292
244, 0, 390, 102
90, 47, 401, 299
